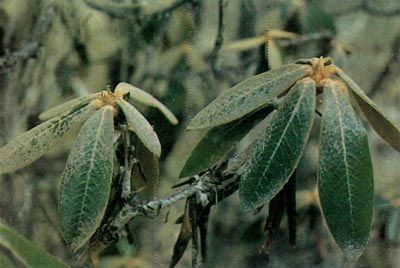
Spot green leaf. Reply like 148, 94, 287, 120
59, 105, 114, 252
180, 103, 276, 178
335, 66, 400, 152
188, 64, 310, 129
0, 221, 69, 268
0, 103, 97, 175
115, 82, 178, 125
239, 78, 315, 210
39, 93, 99, 121
0, 251, 15, 268
117, 99, 162, 157
318, 80, 373, 261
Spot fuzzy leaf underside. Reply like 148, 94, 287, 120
318, 81, 373, 261
188, 64, 310, 129
59, 106, 114, 252
180, 104, 276, 178
239, 78, 316, 210
115, 82, 178, 125
0, 221, 69, 268
117, 98, 162, 157
335, 66, 400, 152
131, 139, 159, 197
0, 103, 96, 175
39, 93, 99, 121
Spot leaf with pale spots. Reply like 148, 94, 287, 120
59, 106, 114, 252
117, 99, 162, 157
188, 64, 310, 129
318, 81, 373, 261
239, 78, 315, 210
0, 103, 97, 175
335, 66, 400, 152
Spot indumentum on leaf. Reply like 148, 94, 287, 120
186, 57, 400, 261
0, 82, 178, 253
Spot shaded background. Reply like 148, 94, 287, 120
0, 0, 399, 267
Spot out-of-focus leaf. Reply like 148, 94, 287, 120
188, 64, 310, 129
0, 251, 15, 268
267, 39, 283, 69
335, 66, 400, 152
305, 3, 336, 33
223, 36, 266, 51
180, 103, 276, 178
0, 221, 69, 268
59, 106, 114, 252
115, 82, 178, 125
387, 207, 400, 243
117, 99, 162, 157
39, 93, 99, 121
318, 80, 373, 261
0, 103, 97, 175
239, 78, 315, 210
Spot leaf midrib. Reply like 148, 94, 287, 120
255, 86, 308, 192
332, 89, 356, 237
75, 108, 108, 236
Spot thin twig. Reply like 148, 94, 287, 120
100, 175, 215, 245
0, 5, 57, 74
209, 0, 225, 78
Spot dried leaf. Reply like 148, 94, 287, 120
188, 64, 309, 129
117, 99, 162, 157
59, 106, 114, 252
0, 103, 97, 174
335, 66, 400, 152
115, 82, 178, 125
240, 78, 315, 210
131, 139, 159, 197
318, 80, 373, 261
170, 199, 193, 268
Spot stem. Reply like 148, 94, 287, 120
0, 5, 57, 73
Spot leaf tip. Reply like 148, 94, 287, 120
341, 240, 367, 262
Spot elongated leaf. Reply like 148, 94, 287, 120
115, 82, 178, 125
335, 66, 400, 152
117, 99, 161, 157
0, 221, 69, 268
318, 81, 373, 261
222, 36, 266, 51
0, 251, 15, 268
39, 93, 99, 121
239, 78, 316, 210
0, 103, 97, 175
59, 106, 114, 252
180, 103, 276, 178
188, 64, 310, 129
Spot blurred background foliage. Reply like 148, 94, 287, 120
0, 0, 399, 267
